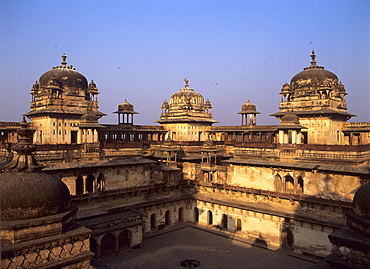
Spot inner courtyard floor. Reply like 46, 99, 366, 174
93, 224, 319, 269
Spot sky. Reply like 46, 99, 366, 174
0, 0, 369, 126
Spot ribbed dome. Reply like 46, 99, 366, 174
169, 79, 205, 112
38, 54, 88, 95
118, 99, 135, 112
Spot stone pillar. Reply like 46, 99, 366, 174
279, 130, 284, 144
291, 130, 297, 144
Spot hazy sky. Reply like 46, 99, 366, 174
1, 0, 369, 125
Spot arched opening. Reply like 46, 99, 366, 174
86, 175, 95, 193
194, 207, 199, 223
222, 214, 228, 230
97, 173, 105, 192
236, 219, 242, 232
101, 233, 116, 258
76, 175, 83, 195
297, 176, 304, 194
282, 228, 294, 249
178, 207, 184, 223
207, 210, 213, 225
285, 175, 294, 193
275, 174, 283, 193
150, 213, 156, 230
165, 210, 171, 226
119, 230, 131, 252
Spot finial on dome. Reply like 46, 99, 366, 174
184, 78, 189, 88
310, 49, 317, 67
61, 54, 67, 66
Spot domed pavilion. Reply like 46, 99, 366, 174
271, 50, 356, 145
157, 79, 217, 141
24, 54, 106, 145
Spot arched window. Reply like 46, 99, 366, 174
285, 175, 294, 193
236, 219, 242, 232
97, 173, 105, 192
76, 175, 83, 195
86, 175, 95, 193
275, 174, 283, 193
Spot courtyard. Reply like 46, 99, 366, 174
93, 224, 318, 269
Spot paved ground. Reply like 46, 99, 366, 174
94, 225, 318, 269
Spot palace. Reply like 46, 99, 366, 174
1, 51, 369, 268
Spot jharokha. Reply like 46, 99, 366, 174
1, 51, 369, 268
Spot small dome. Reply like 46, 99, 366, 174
118, 99, 135, 112
80, 110, 99, 123
353, 184, 370, 219
203, 139, 215, 147
161, 99, 169, 109
242, 100, 256, 112
281, 112, 300, 125
280, 83, 291, 93
38, 54, 88, 96
87, 80, 99, 94
204, 99, 212, 109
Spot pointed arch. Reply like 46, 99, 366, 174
119, 230, 132, 251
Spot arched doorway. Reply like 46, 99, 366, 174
86, 175, 95, 193
194, 207, 199, 223
101, 233, 116, 258
222, 214, 228, 230
119, 230, 131, 251
282, 228, 294, 249
76, 175, 83, 195
236, 219, 242, 232
178, 207, 184, 223
165, 210, 171, 226
207, 210, 213, 225
150, 213, 156, 230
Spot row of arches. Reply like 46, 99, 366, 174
75, 173, 105, 195
275, 174, 304, 194
91, 229, 132, 260
150, 207, 185, 230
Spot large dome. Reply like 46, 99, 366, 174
38, 54, 88, 95
0, 172, 71, 221
289, 50, 338, 90
169, 79, 205, 112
